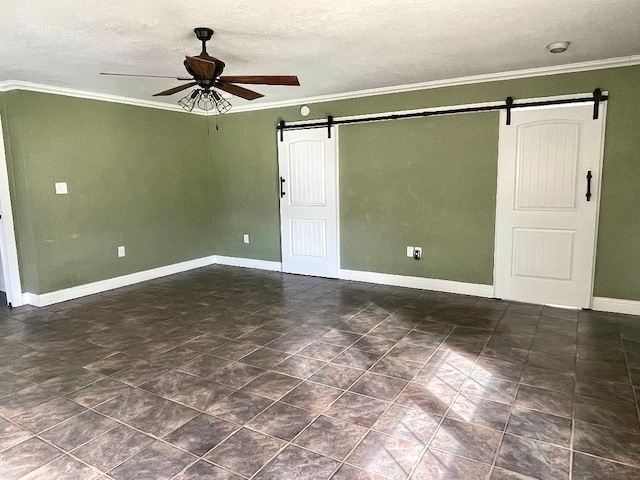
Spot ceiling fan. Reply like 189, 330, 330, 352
101, 27, 300, 113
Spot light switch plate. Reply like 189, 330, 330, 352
406, 246, 414, 257
117, 246, 125, 257
55, 182, 68, 194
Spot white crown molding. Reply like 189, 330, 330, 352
339, 269, 495, 298
1, 56, 638, 116
230, 55, 640, 113
592, 297, 640, 316
0, 80, 208, 115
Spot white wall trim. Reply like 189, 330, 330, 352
22, 255, 282, 307
339, 269, 495, 298
19, 254, 640, 316
0, 81, 206, 115
21, 254, 495, 306
592, 297, 640, 316
0, 55, 638, 116
230, 55, 640, 113
23, 255, 218, 307
213, 255, 282, 271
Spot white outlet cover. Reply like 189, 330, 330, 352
406, 246, 414, 257
55, 182, 68, 194
243, 234, 250, 244
117, 246, 125, 257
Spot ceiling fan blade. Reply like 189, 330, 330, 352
185, 56, 216, 79
152, 82, 198, 97
217, 75, 300, 86
101, 72, 193, 81
214, 81, 264, 101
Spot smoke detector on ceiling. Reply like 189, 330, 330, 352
547, 42, 570, 53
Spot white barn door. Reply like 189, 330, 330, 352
495, 103, 605, 308
278, 128, 339, 278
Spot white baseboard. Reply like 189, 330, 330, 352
213, 255, 282, 272
21, 256, 639, 316
20, 293, 41, 307
23, 255, 218, 307
339, 269, 495, 298
591, 297, 640, 316
21, 255, 283, 307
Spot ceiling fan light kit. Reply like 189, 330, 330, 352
101, 27, 300, 114
178, 88, 231, 113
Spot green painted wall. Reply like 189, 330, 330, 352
1, 93, 40, 293
210, 65, 640, 300
2, 91, 211, 294
208, 112, 282, 262
340, 113, 498, 284
2, 65, 638, 301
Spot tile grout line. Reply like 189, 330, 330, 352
323, 304, 474, 479
5, 296, 433, 480
486, 310, 542, 478
25, 378, 252, 478
4, 279, 640, 479
242, 298, 437, 479
244, 302, 381, 479
621, 336, 640, 429
36, 437, 116, 479
569, 312, 582, 480
403, 306, 507, 476
419, 306, 513, 480
322, 311, 441, 479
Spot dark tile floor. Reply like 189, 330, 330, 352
1, 265, 639, 479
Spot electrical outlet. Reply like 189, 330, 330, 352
413, 246, 422, 260
117, 246, 125, 257
406, 246, 414, 257
243, 234, 250, 244
55, 182, 68, 194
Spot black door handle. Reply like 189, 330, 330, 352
280, 177, 286, 198
586, 171, 592, 201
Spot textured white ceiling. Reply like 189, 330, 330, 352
1, 0, 639, 108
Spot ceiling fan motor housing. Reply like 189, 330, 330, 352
183, 57, 225, 79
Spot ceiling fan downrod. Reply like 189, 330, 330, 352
193, 27, 214, 55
